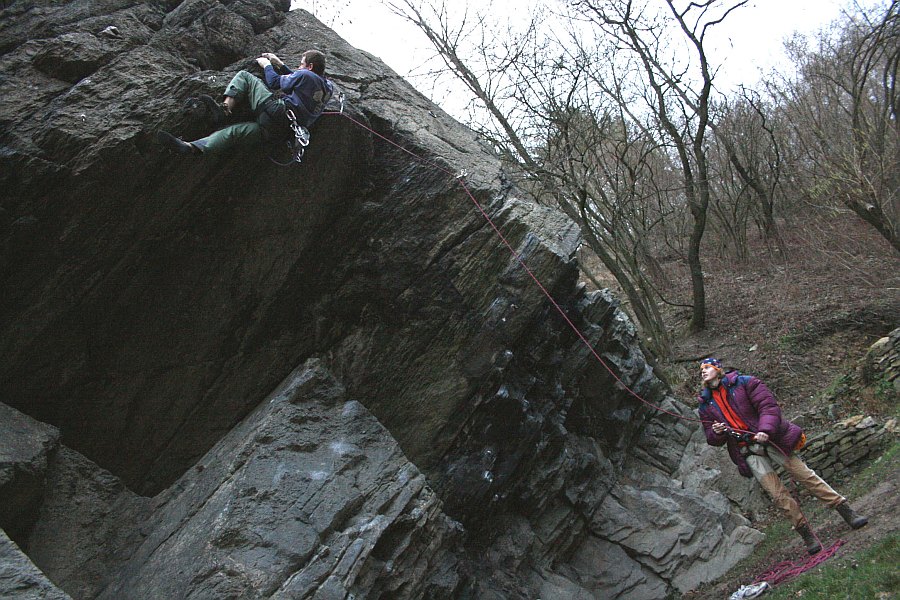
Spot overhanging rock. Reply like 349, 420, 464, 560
0, 1, 763, 597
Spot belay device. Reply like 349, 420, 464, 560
728, 428, 755, 444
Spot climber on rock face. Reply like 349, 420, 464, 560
696, 357, 868, 556
157, 49, 334, 156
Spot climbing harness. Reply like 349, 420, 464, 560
262, 106, 309, 166
726, 427, 756, 444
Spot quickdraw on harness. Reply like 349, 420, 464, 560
284, 109, 311, 164
269, 92, 344, 167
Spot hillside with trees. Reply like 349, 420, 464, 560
388, 0, 897, 352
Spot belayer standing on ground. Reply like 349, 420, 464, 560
158, 50, 333, 156
696, 358, 868, 555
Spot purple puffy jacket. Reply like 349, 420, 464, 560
697, 371, 804, 477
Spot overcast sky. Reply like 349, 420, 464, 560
291, 0, 852, 117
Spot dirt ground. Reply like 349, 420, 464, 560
681, 451, 899, 599
581, 214, 900, 598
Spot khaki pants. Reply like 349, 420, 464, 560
744, 444, 845, 527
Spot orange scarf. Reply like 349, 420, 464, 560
712, 386, 749, 432
712, 385, 806, 450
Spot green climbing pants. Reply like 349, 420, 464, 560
194, 70, 283, 155
744, 443, 845, 527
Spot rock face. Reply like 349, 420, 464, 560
0, 530, 71, 600
0, 405, 71, 600
1, 1, 760, 598
0, 403, 60, 546
24, 360, 462, 600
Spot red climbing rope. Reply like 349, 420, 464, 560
753, 539, 845, 586
323, 110, 697, 425
322, 108, 844, 586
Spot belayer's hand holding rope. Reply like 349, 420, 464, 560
713, 421, 770, 444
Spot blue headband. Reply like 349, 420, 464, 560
700, 358, 723, 370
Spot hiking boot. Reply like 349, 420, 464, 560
157, 130, 198, 155
795, 521, 822, 555
835, 502, 868, 529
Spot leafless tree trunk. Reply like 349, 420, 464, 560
570, 0, 748, 331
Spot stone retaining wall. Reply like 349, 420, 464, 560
799, 327, 899, 482
800, 415, 896, 481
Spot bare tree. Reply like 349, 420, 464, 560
387, 0, 691, 354
771, 1, 899, 253
707, 91, 787, 259
563, 0, 750, 331
388, 0, 752, 344
535, 107, 684, 353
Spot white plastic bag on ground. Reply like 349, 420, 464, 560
729, 581, 770, 600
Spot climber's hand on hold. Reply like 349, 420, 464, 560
260, 53, 283, 68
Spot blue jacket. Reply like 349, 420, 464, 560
264, 65, 334, 127
697, 370, 804, 477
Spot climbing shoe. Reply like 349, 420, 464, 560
157, 130, 198, 155
197, 94, 230, 126
184, 94, 230, 127
835, 502, 868, 529
794, 521, 822, 555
